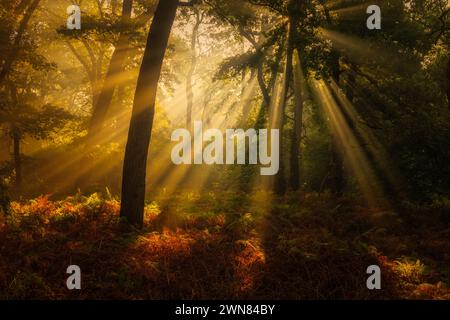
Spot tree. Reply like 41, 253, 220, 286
274, 13, 295, 195
289, 49, 304, 191
0, 176, 9, 215
0, 0, 74, 187
320, 0, 450, 200
210, 0, 332, 193
0, 82, 73, 187
86, 0, 133, 145
185, 8, 203, 128
120, 0, 181, 227
0, 0, 41, 85
408, 0, 449, 108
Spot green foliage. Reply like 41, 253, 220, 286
0, 103, 75, 140
215, 51, 263, 80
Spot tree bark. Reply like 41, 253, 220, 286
345, 61, 356, 103
13, 129, 21, 187
321, 0, 345, 195
257, 63, 270, 106
0, 130, 10, 162
120, 0, 179, 227
86, 0, 133, 146
447, 58, 450, 109
289, 49, 304, 191
329, 136, 344, 195
8, 84, 21, 187
327, 62, 345, 195
255, 45, 283, 130
0, 0, 40, 85
274, 18, 295, 195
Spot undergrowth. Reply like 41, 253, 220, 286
0, 191, 448, 299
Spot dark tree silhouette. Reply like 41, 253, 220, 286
120, 0, 180, 227
0, 0, 41, 85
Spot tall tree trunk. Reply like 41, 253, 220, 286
111, 0, 119, 14
289, 50, 304, 191
86, 0, 133, 146
0, 130, 11, 162
327, 61, 344, 195
120, 0, 179, 227
329, 136, 344, 195
447, 58, 450, 109
327, 56, 344, 196
8, 84, 21, 187
186, 9, 201, 128
75, 1, 132, 191
274, 17, 295, 195
255, 46, 283, 130
321, 0, 345, 195
257, 63, 270, 107
13, 129, 21, 187
0, 0, 40, 85
345, 61, 356, 103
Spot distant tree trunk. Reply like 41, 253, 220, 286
326, 68, 344, 197
329, 137, 344, 195
330, 51, 341, 82
120, 0, 179, 227
86, 0, 133, 146
111, 0, 119, 14
327, 61, 344, 195
186, 9, 202, 128
75, 1, 132, 191
255, 46, 283, 130
289, 50, 304, 191
257, 63, 270, 107
275, 17, 295, 195
0, 130, 11, 162
12, 129, 21, 187
0, 0, 40, 85
345, 61, 356, 103
319, 0, 344, 195
447, 58, 450, 109
8, 84, 22, 187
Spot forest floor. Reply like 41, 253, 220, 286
0, 191, 449, 299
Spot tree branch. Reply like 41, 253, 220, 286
178, 0, 199, 7
65, 41, 95, 81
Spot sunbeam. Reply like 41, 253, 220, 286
310, 79, 388, 208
